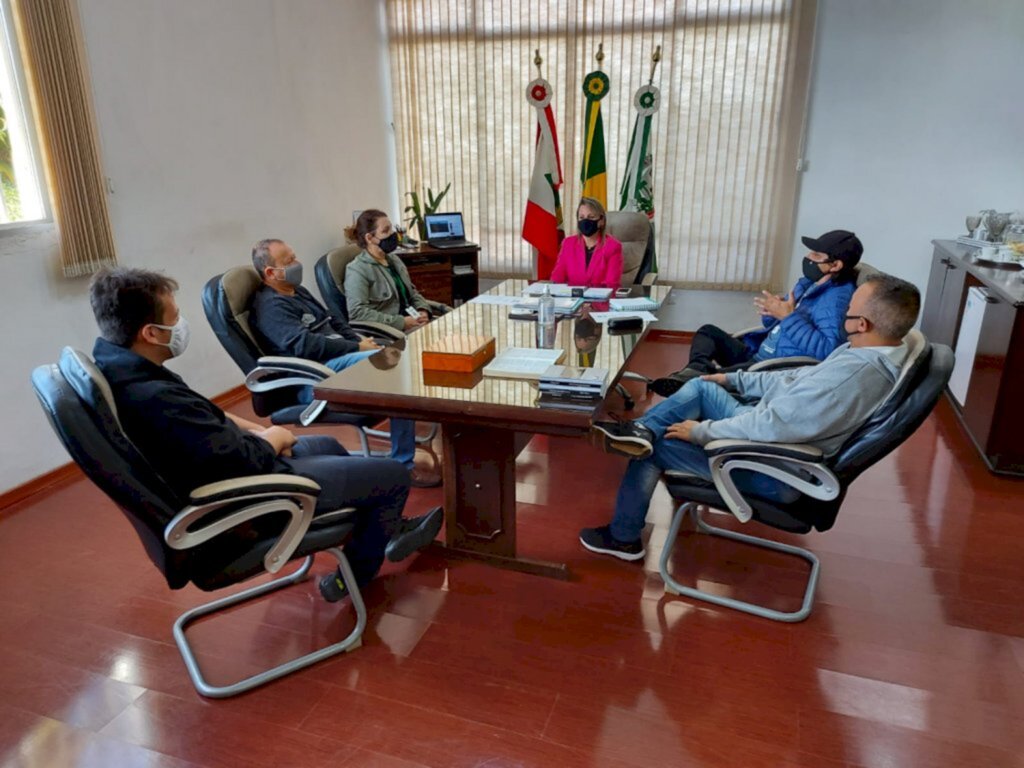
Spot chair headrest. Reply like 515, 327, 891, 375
221, 267, 263, 317
324, 245, 362, 291
832, 338, 954, 482
58, 346, 123, 433
854, 262, 881, 286
605, 211, 651, 243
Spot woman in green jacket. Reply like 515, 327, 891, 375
343, 209, 449, 332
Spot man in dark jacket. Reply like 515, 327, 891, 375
89, 267, 441, 602
648, 230, 863, 397
248, 238, 439, 488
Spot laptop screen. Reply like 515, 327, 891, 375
424, 212, 465, 241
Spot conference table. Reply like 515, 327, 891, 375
314, 278, 671, 579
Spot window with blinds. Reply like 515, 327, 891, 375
386, 0, 814, 290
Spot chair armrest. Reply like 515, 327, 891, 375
165, 474, 323, 573
705, 439, 824, 462
188, 473, 321, 504
255, 357, 334, 377
746, 356, 819, 373
732, 326, 762, 338
702, 442, 839, 524
245, 357, 333, 395
349, 321, 405, 343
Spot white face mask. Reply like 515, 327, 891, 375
150, 314, 191, 357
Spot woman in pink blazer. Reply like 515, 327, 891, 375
550, 197, 624, 289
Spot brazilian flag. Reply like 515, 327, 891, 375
580, 71, 609, 207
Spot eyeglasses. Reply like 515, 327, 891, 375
844, 314, 870, 323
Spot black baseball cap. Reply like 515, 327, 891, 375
801, 230, 863, 266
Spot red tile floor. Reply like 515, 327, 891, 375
2, 338, 1024, 767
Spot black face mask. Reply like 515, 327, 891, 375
578, 219, 600, 237
802, 256, 830, 282
377, 233, 399, 254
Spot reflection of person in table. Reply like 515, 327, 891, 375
550, 197, 623, 289
344, 209, 451, 332
574, 315, 602, 367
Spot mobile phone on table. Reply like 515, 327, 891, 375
615, 287, 632, 297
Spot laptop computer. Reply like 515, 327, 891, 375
424, 212, 474, 249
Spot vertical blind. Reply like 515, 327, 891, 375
13, 0, 116, 277
386, 0, 814, 289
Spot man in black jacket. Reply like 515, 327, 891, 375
89, 267, 442, 602
248, 238, 439, 488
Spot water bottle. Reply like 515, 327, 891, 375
536, 284, 556, 348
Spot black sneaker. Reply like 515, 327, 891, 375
648, 368, 703, 398
318, 570, 349, 603
592, 419, 655, 459
579, 525, 646, 562
385, 506, 444, 562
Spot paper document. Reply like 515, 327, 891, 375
469, 295, 522, 306
523, 282, 572, 296
590, 311, 658, 324
608, 297, 662, 311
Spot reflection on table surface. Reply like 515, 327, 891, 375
316, 278, 671, 413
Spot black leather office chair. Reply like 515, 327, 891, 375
658, 331, 954, 622
31, 348, 367, 698
203, 267, 420, 457
314, 246, 450, 326
314, 244, 407, 341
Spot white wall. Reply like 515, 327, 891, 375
790, 0, 1024, 294
0, 0, 394, 493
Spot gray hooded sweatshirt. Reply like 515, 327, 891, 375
689, 342, 909, 456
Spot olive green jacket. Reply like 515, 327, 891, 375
344, 250, 441, 331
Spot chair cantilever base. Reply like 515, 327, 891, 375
659, 502, 820, 623
172, 548, 367, 698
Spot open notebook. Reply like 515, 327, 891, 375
482, 348, 566, 380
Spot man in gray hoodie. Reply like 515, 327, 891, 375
581, 273, 921, 561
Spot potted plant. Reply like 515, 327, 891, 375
404, 182, 451, 240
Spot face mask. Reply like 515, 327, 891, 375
578, 218, 600, 237
377, 233, 399, 254
276, 261, 303, 286
802, 256, 830, 282
844, 314, 867, 337
150, 314, 191, 357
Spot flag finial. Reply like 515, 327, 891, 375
534, 49, 543, 76
648, 45, 662, 85
596, 42, 604, 69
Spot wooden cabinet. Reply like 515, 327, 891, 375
922, 240, 1024, 475
397, 243, 480, 307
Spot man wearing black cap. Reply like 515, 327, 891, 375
649, 230, 864, 397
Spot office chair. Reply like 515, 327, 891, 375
203, 267, 434, 457
658, 330, 953, 622
604, 211, 651, 287
31, 348, 367, 698
315, 245, 449, 327
313, 244, 406, 341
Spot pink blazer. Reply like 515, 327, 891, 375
549, 234, 624, 289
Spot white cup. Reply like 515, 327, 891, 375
980, 245, 998, 259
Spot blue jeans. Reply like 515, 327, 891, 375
281, 435, 409, 586
300, 351, 417, 470
609, 379, 794, 542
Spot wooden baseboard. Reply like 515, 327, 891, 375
646, 329, 695, 343
0, 382, 251, 515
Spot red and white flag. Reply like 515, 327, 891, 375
522, 78, 564, 280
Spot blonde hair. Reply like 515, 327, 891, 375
577, 197, 606, 237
